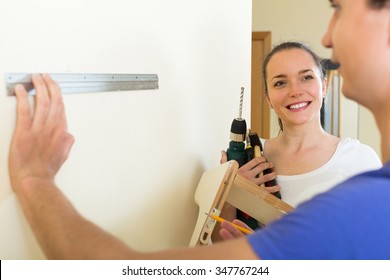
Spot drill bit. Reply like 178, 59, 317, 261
238, 87, 244, 120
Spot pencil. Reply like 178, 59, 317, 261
206, 213, 252, 235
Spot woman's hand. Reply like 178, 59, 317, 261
220, 151, 281, 194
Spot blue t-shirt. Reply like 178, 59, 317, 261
248, 162, 390, 259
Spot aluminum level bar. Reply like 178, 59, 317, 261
5, 73, 159, 96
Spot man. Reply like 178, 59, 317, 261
8, 0, 390, 259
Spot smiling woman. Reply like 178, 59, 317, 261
259, 42, 381, 205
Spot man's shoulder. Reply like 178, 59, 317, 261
248, 165, 390, 259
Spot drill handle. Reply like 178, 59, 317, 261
250, 134, 281, 199
226, 141, 247, 167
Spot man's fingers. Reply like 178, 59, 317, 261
221, 220, 245, 238
14, 84, 32, 130
31, 74, 50, 128
232, 219, 252, 231
219, 228, 235, 241
42, 74, 67, 129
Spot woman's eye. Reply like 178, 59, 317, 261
273, 81, 286, 87
303, 75, 314, 81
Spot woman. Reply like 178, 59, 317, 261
217, 41, 382, 238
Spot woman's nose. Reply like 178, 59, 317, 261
288, 83, 303, 98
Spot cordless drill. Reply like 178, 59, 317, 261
226, 87, 248, 167
226, 87, 281, 229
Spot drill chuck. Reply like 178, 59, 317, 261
230, 118, 247, 142
227, 116, 247, 167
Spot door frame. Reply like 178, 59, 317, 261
251, 32, 272, 139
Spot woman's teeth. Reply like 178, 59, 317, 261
288, 102, 309, 109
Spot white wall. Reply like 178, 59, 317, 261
0, 0, 251, 259
358, 107, 381, 158
253, 0, 332, 58
252, 0, 381, 156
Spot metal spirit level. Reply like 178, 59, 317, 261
5, 73, 159, 96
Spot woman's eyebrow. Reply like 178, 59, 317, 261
271, 69, 314, 81
271, 74, 287, 81
299, 69, 314, 74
